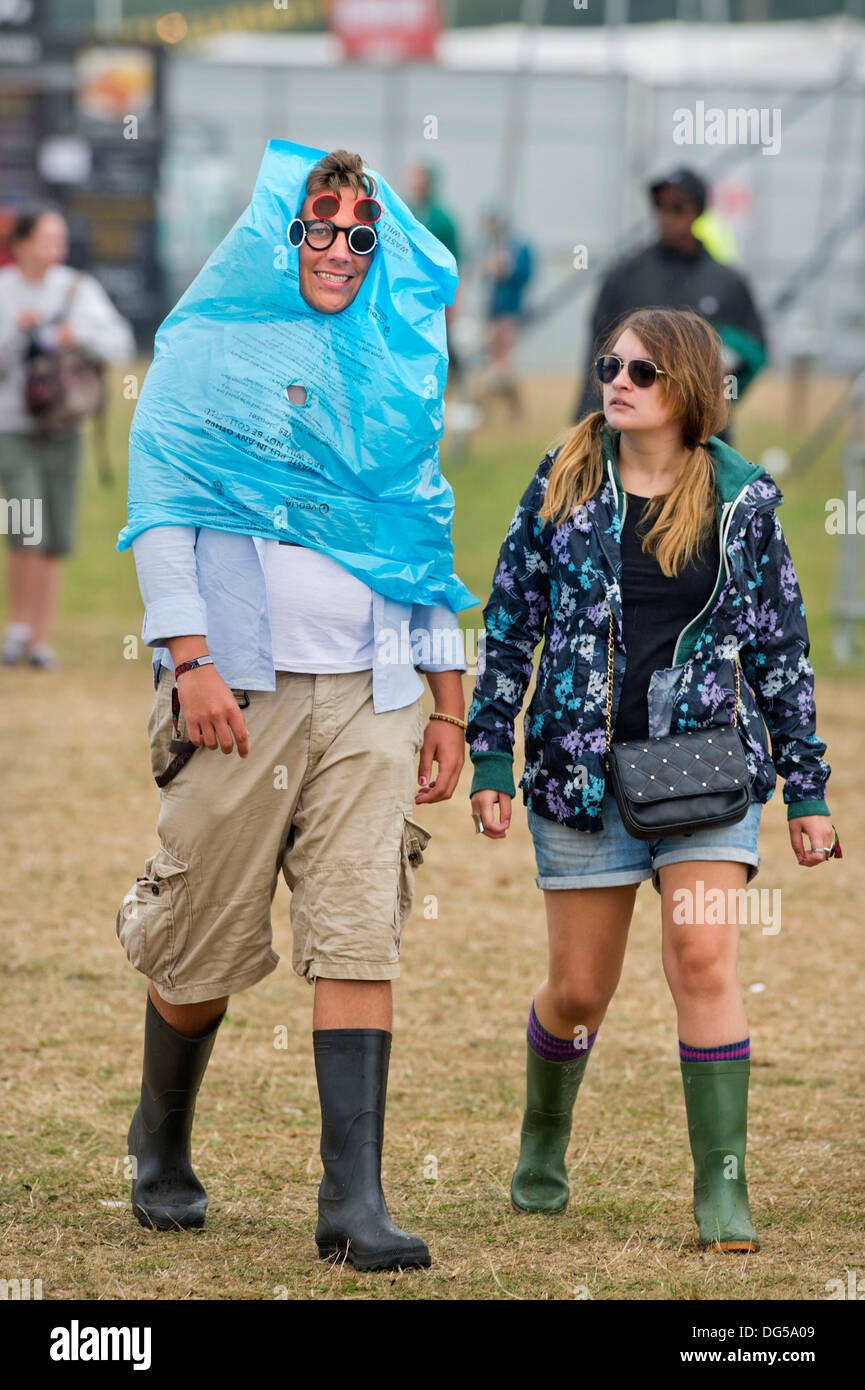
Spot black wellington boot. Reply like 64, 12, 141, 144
313, 1028, 431, 1272
127, 993, 224, 1231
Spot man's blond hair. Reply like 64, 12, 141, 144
305, 149, 377, 202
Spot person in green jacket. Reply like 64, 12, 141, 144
573, 168, 767, 440
406, 162, 463, 386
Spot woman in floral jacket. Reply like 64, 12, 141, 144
467, 307, 837, 1251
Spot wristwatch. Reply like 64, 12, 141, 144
174, 655, 214, 678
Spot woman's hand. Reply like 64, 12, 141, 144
177, 666, 250, 757
471, 788, 512, 839
415, 719, 464, 804
789, 815, 836, 867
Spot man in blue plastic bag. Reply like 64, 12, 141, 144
116, 145, 475, 1271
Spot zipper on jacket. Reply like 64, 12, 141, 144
670, 479, 752, 666
606, 460, 754, 668
670, 501, 729, 667
605, 458, 625, 637
606, 456, 624, 532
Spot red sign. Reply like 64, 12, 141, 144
330, 0, 442, 63
714, 179, 753, 222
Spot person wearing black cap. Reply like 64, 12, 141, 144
572, 167, 767, 434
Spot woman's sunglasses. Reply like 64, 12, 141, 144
287, 218, 378, 256
596, 355, 669, 389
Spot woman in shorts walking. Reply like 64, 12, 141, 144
467, 308, 837, 1251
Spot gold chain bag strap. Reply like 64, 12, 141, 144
603, 609, 752, 840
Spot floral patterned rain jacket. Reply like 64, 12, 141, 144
466, 429, 831, 831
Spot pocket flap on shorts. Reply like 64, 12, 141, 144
144, 845, 189, 880
402, 815, 431, 866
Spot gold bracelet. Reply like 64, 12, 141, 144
428, 711, 467, 730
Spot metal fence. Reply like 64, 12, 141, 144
160, 33, 865, 374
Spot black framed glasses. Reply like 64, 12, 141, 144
287, 217, 378, 256
596, 355, 669, 389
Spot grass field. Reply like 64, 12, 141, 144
0, 369, 862, 1301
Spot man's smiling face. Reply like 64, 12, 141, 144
296, 184, 374, 314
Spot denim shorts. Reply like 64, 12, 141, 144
527, 788, 762, 895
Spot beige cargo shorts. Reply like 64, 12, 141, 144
115, 667, 430, 1004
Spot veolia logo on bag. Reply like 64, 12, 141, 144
277, 496, 330, 515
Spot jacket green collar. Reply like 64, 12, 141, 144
600, 425, 767, 514
598, 425, 774, 668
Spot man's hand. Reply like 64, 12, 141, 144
17, 310, 40, 332
789, 815, 836, 868
471, 788, 511, 839
415, 719, 464, 804
177, 665, 250, 757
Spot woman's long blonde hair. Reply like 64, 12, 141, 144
540, 308, 729, 577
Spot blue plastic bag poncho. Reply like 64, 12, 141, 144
117, 138, 477, 612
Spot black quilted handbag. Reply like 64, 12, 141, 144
603, 611, 751, 840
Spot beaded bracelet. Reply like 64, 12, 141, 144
428, 711, 467, 731
174, 656, 214, 679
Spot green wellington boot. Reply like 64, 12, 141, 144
510, 1044, 591, 1214
680, 1058, 760, 1252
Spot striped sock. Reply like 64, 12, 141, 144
528, 1001, 598, 1063
679, 1037, 750, 1063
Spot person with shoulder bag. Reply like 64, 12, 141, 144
467, 307, 838, 1252
0, 206, 135, 667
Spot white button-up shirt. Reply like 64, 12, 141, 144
132, 524, 467, 711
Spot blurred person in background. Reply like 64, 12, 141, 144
0, 207, 135, 667
0, 207, 14, 267
406, 162, 463, 387
572, 168, 767, 436
480, 207, 534, 419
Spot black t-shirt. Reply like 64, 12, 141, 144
612, 493, 720, 743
